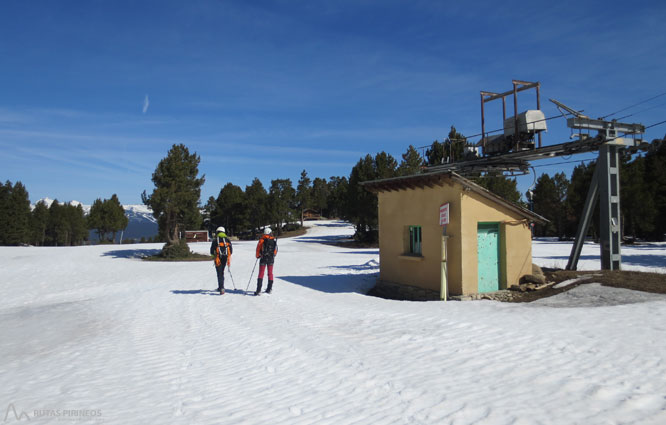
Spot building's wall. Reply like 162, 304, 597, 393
378, 183, 463, 295
459, 191, 533, 293
377, 182, 533, 296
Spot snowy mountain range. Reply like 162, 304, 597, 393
33, 198, 158, 241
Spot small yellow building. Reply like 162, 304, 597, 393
363, 171, 547, 300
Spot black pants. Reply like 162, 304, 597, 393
215, 260, 227, 289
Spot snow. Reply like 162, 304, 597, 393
553, 275, 596, 289
1, 221, 665, 424
532, 237, 666, 273
123, 204, 155, 219
32, 198, 155, 222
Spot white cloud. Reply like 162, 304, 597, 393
0, 108, 32, 124
142, 94, 150, 114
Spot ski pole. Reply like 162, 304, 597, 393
245, 258, 259, 294
226, 266, 238, 291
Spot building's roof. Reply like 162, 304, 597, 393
361, 171, 548, 224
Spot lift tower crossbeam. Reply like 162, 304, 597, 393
427, 87, 650, 272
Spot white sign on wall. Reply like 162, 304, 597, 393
439, 203, 449, 226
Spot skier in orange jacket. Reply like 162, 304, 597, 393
254, 227, 277, 295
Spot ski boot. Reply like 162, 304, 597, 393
254, 278, 263, 296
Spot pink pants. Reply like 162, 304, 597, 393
258, 264, 274, 280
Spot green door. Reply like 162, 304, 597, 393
477, 223, 500, 293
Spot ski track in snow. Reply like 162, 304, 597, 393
1, 221, 666, 424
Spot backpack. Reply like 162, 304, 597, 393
215, 237, 230, 267
217, 238, 230, 257
261, 237, 277, 258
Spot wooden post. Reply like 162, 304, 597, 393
441, 233, 449, 301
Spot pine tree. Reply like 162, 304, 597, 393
88, 195, 128, 243
444, 126, 467, 163
374, 152, 399, 179
348, 155, 377, 241
425, 140, 445, 165
0, 181, 31, 245
620, 153, 657, 239
88, 198, 107, 241
108, 194, 129, 243
347, 152, 398, 242
397, 145, 424, 176
0, 181, 9, 245
473, 174, 522, 205
644, 139, 666, 240
532, 174, 558, 236
565, 162, 598, 239
245, 178, 269, 239
268, 178, 295, 235
47, 200, 68, 246
552, 172, 569, 237
213, 183, 247, 236
67, 204, 88, 245
326, 176, 348, 219
142, 144, 205, 254
311, 177, 328, 216
30, 200, 49, 246
296, 170, 312, 227
424, 126, 468, 165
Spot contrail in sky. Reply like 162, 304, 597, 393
142, 94, 150, 114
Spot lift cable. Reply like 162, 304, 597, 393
420, 98, 664, 151
600, 91, 666, 119
644, 118, 666, 130
616, 100, 666, 121
531, 158, 596, 169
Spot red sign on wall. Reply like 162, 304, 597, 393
439, 203, 449, 226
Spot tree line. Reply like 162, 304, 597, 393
0, 180, 130, 246
4, 131, 663, 249
204, 173, 350, 239
197, 126, 523, 244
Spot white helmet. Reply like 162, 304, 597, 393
216, 226, 225, 233
264, 227, 272, 235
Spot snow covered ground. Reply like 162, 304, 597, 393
532, 237, 666, 274
1, 221, 665, 424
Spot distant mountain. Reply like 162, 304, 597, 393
121, 205, 159, 242
32, 199, 159, 242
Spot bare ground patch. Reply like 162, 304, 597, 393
503, 269, 666, 303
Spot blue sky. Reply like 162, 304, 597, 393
2, 0, 665, 206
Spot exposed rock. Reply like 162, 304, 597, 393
520, 274, 546, 285
532, 263, 546, 280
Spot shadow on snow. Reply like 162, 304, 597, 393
294, 235, 353, 244
309, 222, 351, 228
171, 289, 247, 296
102, 249, 161, 259
279, 273, 378, 294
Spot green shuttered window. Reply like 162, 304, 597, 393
409, 225, 422, 255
